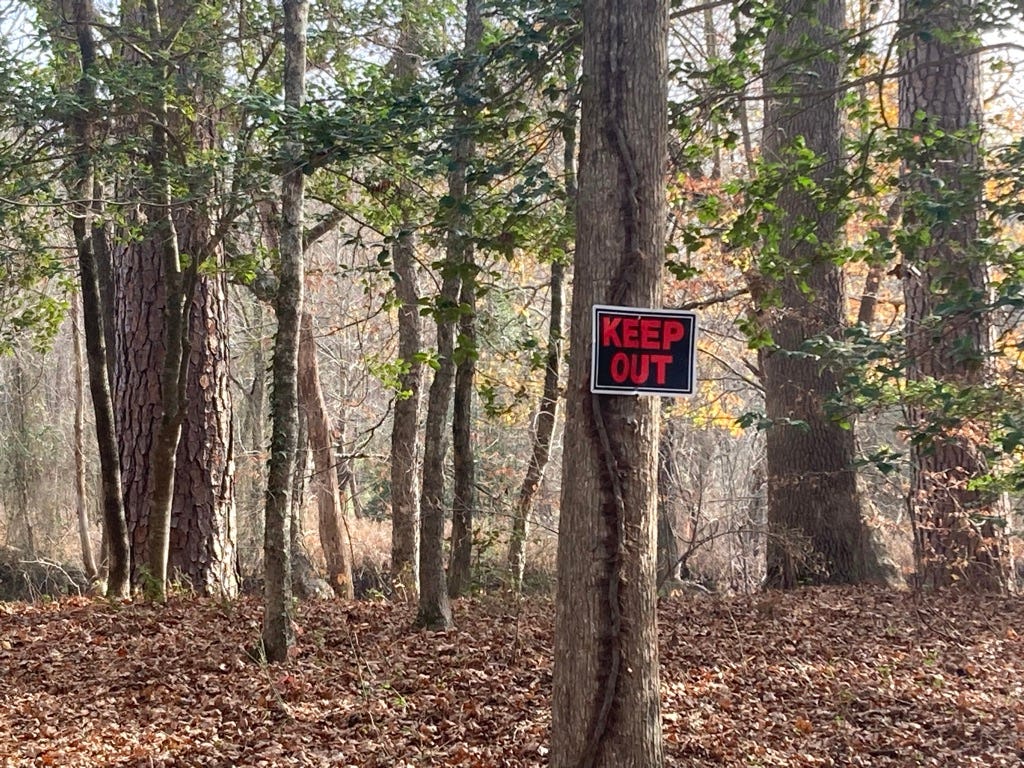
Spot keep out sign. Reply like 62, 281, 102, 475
591, 304, 697, 396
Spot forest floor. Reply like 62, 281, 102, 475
1, 587, 1022, 767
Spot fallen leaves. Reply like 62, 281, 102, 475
0, 587, 1022, 766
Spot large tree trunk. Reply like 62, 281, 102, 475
297, 311, 354, 598
130, 0, 193, 603
263, 0, 307, 662
388, 12, 424, 600
759, 0, 882, 588
550, 0, 667, 764
113, 0, 235, 599
898, 0, 1006, 590
169, 269, 237, 596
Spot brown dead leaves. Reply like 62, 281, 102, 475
0, 587, 1022, 766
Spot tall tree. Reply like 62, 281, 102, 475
136, 0, 194, 602
388, 9, 425, 600
112, 0, 237, 598
757, 0, 883, 587
550, 0, 667, 764
416, 0, 484, 629
898, 0, 1006, 589
446, 0, 483, 599
263, 0, 307, 662
67, 0, 130, 597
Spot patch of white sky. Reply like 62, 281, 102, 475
0, 1, 43, 60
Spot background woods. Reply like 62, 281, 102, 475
0, 0, 1022, 596
0, 0, 1023, 758
0, 0, 1020, 597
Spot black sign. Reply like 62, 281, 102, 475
591, 304, 697, 396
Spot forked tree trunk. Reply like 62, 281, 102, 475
417, 274, 458, 628
297, 311, 354, 598
550, 0, 667, 764
416, 0, 485, 629
446, 0, 483, 600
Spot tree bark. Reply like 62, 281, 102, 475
759, 0, 882, 588
416, 274, 458, 628
550, 0, 667, 764
388, 12, 424, 600
263, 0, 307, 662
136, 0, 194, 602
113, 0, 236, 599
169, 271, 237, 597
446, 0, 484, 600
72, 297, 98, 581
298, 311, 354, 598
416, 0, 487, 629
69, 0, 129, 597
656, 410, 680, 587
898, 0, 1006, 590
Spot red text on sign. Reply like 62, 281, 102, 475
601, 316, 686, 350
608, 352, 673, 385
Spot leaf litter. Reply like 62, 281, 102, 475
1, 586, 1022, 766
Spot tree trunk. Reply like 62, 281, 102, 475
898, 0, 1006, 590
131, 0, 195, 602
389, 217, 422, 599
507, 53, 576, 592
507, 259, 565, 590
72, 297, 98, 581
298, 311, 354, 598
263, 0, 307, 662
417, 271, 458, 628
69, 0, 129, 597
759, 0, 882, 588
113, 0, 236, 599
550, 0, 667, 764
10, 360, 37, 557
388, 9, 424, 601
447, 277, 477, 597
656, 410, 680, 588
169, 270, 237, 597
446, 0, 484, 600
416, 0, 486, 629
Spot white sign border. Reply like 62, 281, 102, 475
590, 303, 699, 397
